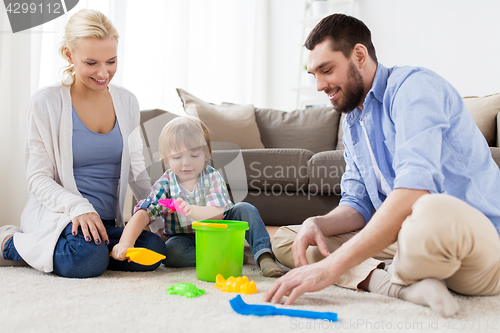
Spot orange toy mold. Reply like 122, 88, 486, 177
215, 274, 257, 295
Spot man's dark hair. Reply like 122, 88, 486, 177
304, 13, 377, 62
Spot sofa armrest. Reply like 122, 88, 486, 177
490, 147, 500, 170
308, 150, 346, 194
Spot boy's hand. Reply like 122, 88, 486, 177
111, 242, 133, 261
174, 198, 223, 220
176, 198, 192, 216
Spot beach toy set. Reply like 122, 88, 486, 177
119, 204, 338, 321
160, 199, 249, 282
118, 207, 250, 282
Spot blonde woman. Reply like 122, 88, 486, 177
0, 9, 166, 277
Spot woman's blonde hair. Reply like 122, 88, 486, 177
159, 116, 212, 166
59, 9, 119, 85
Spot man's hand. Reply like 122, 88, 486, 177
263, 259, 338, 305
292, 217, 331, 267
71, 212, 109, 245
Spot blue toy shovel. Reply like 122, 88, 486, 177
229, 295, 337, 321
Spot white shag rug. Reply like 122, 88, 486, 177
1, 257, 500, 333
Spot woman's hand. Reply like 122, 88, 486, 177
111, 242, 132, 261
71, 212, 109, 245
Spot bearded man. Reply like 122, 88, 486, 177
264, 14, 500, 317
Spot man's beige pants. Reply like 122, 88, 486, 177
272, 194, 500, 295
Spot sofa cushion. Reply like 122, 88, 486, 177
254, 107, 341, 154
463, 93, 500, 146
239, 190, 341, 226
177, 89, 265, 149
308, 150, 346, 194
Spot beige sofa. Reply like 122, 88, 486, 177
138, 90, 500, 227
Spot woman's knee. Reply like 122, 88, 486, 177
53, 241, 109, 278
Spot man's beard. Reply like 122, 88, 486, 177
330, 61, 365, 114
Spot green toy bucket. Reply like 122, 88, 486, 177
192, 220, 249, 282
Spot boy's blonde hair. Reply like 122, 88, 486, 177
59, 9, 119, 85
159, 116, 212, 165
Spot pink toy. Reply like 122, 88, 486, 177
158, 199, 184, 213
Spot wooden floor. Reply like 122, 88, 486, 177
266, 226, 280, 242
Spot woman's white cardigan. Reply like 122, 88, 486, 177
13, 82, 152, 272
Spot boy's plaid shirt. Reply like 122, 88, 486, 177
135, 165, 233, 235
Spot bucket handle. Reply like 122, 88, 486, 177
192, 222, 228, 228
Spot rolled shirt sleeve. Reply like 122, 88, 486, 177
339, 136, 374, 224
135, 178, 170, 224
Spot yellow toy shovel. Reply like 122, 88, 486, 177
111, 248, 166, 266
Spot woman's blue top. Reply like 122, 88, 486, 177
72, 106, 123, 220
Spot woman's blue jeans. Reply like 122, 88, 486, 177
3, 221, 167, 278
163, 202, 272, 268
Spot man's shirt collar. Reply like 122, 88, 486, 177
345, 63, 388, 127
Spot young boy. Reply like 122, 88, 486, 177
112, 116, 283, 277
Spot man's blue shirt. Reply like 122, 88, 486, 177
339, 63, 500, 236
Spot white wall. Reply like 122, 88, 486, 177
266, 0, 305, 111
357, 0, 500, 97
268, 0, 500, 111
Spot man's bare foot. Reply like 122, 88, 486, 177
365, 268, 459, 317
399, 278, 459, 317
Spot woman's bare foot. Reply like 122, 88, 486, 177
1, 234, 13, 252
